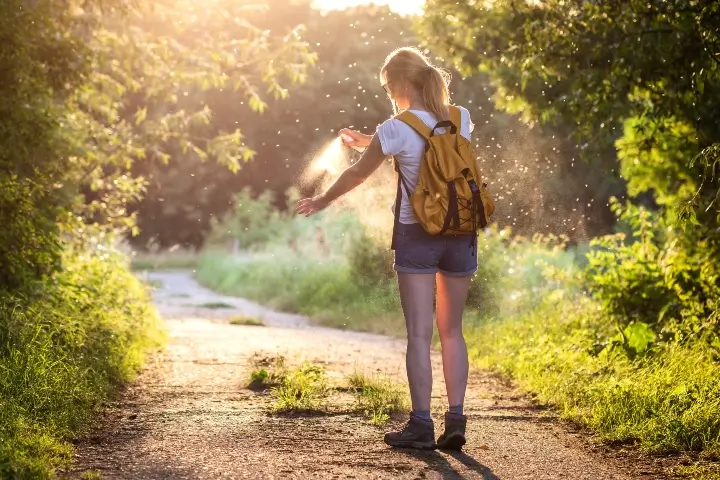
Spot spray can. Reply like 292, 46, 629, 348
340, 133, 366, 153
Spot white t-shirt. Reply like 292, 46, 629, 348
376, 106, 474, 224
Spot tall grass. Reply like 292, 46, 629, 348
197, 248, 403, 335
0, 251, 164, 479
129, 248, 200, 271
468, 297, 720, 457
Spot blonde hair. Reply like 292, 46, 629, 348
380, 46, 451, 120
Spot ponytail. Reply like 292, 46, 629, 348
423, 66, 451, 121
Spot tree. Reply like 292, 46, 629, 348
418, 0, 720, 245
0, 0, 315, 288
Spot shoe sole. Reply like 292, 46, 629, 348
384, 439, 436, 450
437, 432, 466, 451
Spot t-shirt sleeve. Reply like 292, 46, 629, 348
376, 118, 404, 156
459, 106, 474, 139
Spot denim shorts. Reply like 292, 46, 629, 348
393, 222, 478, 276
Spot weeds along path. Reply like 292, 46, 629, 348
66, 271, 662, 479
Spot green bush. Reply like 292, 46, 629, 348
0, 252, 164, 479
346, 229, 395, 288
469, 227, 578, 317
207, 188, 285, 250
585, 200, 720, 347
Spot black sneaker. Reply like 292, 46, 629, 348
383, 415, 436, 450
436, 412, 467, 450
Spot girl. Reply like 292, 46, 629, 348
297, 47, 476, 451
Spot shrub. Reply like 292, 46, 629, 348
585, 200, 720, 347
0, 251, 164, 479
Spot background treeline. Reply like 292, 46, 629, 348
128, 0, 626, 251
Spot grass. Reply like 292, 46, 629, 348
247, 354, 287, 390
130, 249, 199, 271
79, 470, 104, 479
0, 251, 164, 479
271, 363, 329, 413
230, 315, 264, 326
196, 249, 404, 336
675, 464, 720, 480
465, 297, 720, 458
246, 354, 406, 423
347, 370, 407, 425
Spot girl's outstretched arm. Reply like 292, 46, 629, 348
297, 134, 388, 217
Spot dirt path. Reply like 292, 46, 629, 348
65, 271, 666, 479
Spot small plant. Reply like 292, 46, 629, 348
674, 463, 720, 480
197, 301, 234, 309
230, 315, 264, 327
80, 470, 104, 480
247, 354, 286, 390
347, 370, 407, 425
271, 363, 328, 413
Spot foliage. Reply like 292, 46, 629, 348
0, 0, 315, 288
346, 229, 396, 288
469, 227, 579, 318
247, 354, 287, 390
130, 248, 200, 271
585, 200, 720, 350
207, 188, 286, 250
0, 0, 97, 289
0, 252, 164, 479
466, 298, 720, 457
418, 0, 720, 245
0, 0, 314, 476
80, 0, 315, 242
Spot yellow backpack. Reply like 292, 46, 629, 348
391, 105, 495, 248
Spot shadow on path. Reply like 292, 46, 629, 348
396, 448, 501, 480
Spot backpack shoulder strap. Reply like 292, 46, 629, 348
449, 105, 462, 150
449, 105, 461, 131
395, 111, 431, 140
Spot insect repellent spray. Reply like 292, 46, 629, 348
340, 134, 366, 153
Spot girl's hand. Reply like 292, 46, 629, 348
339, 128, 372, 149
296, 194, 330, 217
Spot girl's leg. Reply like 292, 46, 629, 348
397, 272, 436, 415
435, 273, 472, 410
